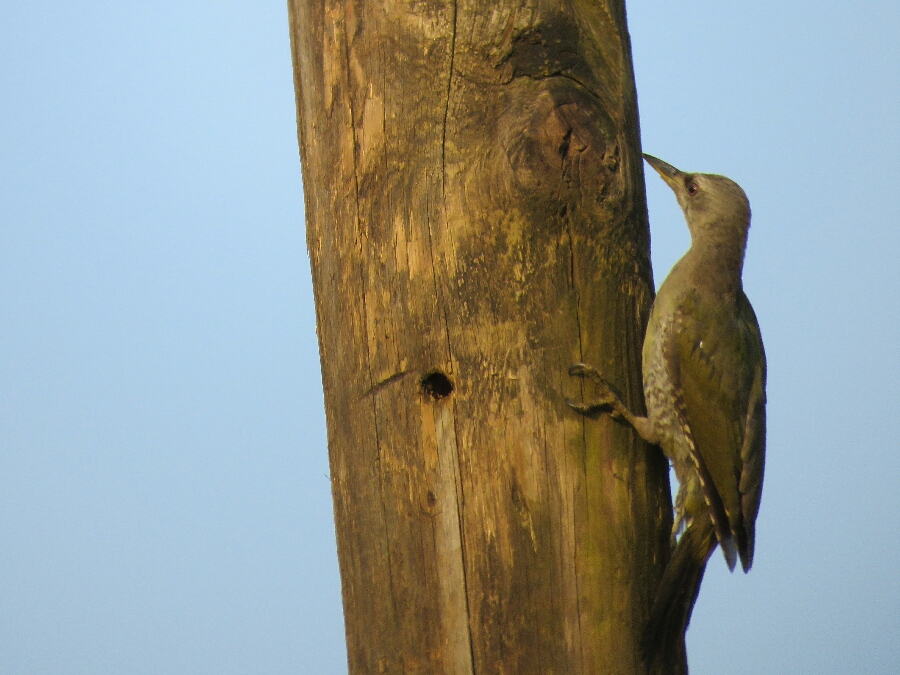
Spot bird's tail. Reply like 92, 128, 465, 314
642, 519, 717, 673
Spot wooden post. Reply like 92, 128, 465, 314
288, 1, 674, 672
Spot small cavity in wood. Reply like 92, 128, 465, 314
421, 371, 454, 400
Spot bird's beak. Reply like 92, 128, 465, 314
643, 154, 683, 191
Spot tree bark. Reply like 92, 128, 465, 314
288, 1, 674, 672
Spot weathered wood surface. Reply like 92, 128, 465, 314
289, 1, 673, 672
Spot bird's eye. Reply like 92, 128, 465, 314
687, 182, 700, 195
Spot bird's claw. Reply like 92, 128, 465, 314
568, 363, 604, 383
567, 363, 625, 419
565, 398, 608, 419
566, 398, 625, 420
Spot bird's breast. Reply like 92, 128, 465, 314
642, 307, 691, 471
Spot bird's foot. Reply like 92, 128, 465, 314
567, 363, 626, 420
566, 363, 659, 445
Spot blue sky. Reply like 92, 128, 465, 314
1, 2, 898, 673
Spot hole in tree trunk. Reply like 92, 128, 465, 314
421, 371, 453, 400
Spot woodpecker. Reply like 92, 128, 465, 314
569, 154, 766, 667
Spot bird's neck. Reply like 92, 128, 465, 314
685, 232, 746, 294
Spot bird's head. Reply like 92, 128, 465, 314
643, 154, 751, 248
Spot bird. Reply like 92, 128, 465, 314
568, 154, 766, 669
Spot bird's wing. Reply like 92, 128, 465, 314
665, 291, 760, 571
736, 292, 766, 571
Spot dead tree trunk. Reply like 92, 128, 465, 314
289, 1, 674, 672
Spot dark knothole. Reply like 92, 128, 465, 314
421, 371, 453, 400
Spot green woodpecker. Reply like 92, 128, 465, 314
569, 155, 766, 666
